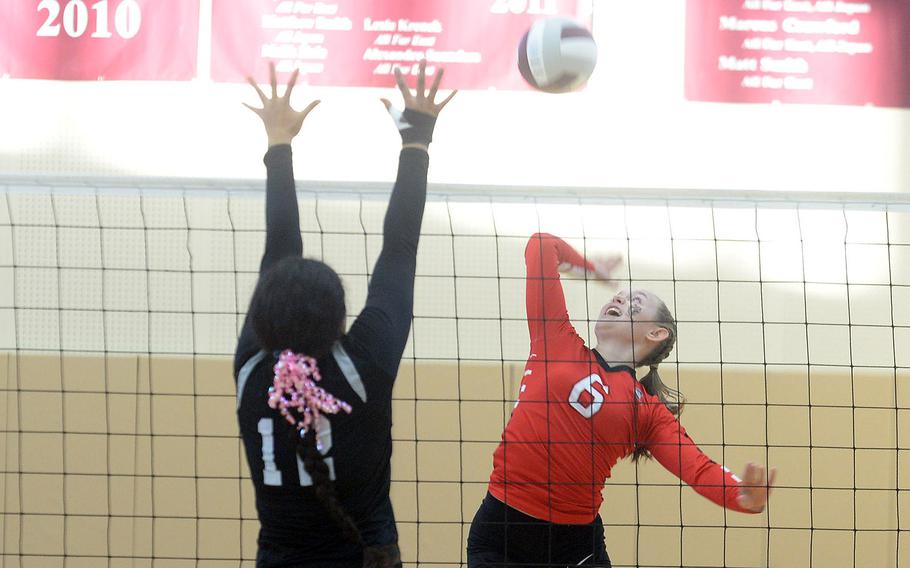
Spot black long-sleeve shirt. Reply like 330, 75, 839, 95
234, 145, 428, 564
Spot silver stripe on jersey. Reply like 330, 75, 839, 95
574, 553, 594, 566
332, 342, 367, 403
236, 350, 268, 409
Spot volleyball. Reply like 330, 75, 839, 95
517, 18, 598, 93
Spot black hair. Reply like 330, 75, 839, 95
295, 429, 399, 568
248, 257, 346, 358
632, 299, 683, 463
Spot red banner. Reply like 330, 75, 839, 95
685, 0, 910, 108
0, 0, 199, 81
211, 0, 588, 89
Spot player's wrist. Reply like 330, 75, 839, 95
268, 136, 293, 148
402, 143, 429, 153
398, 108, 436, 146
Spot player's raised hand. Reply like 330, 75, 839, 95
736, 462, 776, 513
385, 60, 457, 117
245, 62, 320, 148
381, 60, 456, 150
559, 254, 623, 288
591, 254, 623, 285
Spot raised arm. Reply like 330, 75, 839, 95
235, 63, 320, 370
525, 233, 593, 351
347, 61, 456, 378
643, 401, 774, 514
244, 63, 320, 274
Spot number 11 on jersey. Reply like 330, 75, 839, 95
257, 417, 283, 485
257, 416, 335, 487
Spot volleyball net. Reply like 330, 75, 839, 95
1, 178, 908, 567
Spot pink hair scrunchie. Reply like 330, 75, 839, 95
267, 350, 352, 451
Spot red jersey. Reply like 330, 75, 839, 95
488, 233, 752, 524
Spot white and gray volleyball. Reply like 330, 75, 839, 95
518, 18, 597, 93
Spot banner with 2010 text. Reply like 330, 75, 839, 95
0, 0, 199, 81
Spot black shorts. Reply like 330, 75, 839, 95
256, 543, 401, 568
467, 493, 611, 568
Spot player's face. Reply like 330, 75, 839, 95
595, 289, 667, 359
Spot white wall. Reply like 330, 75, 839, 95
0, 0, 907, 192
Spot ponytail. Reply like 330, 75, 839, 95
641, 364, 683, 416
296, 428, 359, 542
632, 301, 684, 463
295, 430, 399, 568
270, 350, 398, 568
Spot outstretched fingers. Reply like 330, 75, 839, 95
247, 64, 304, 112
394, 67, 414, 105
390, 61, 456, 116
244, 63, 320, 147
435, 89, 458, 111
416, 60, 426, 100
300, 100, 321, 120
427, 68, 444, 103
242, 102, 263, 117
283, 68, 300, 101
269, 61, 279, 99
246, 77, 268, 107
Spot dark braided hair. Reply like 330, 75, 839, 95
295, 429, 399, 568
632, 299, 683, 463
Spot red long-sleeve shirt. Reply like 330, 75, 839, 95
488, 233, 752, 523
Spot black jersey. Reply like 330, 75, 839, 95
234, 145, 428, 565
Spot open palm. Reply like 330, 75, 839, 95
245, 62, 320, 147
